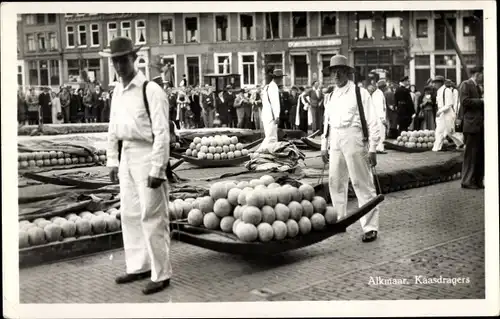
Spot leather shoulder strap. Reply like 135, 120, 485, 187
355, 85, 369, 142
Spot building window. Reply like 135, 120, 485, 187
416, 19, 428, 38
87, 59, 101, 83
434, 18, 456, 51
215, 15, 229, 42
185, 16, 199, 43
37, 33, 46, 51
28, 61, 38, 86
90, 24, 99, 46
460, 54, 476, 81
67, 59, 80, 82
435, 54, 457, 83
239, 14, 254, 40
353, 49, 405, 84
321, 12, 337, 36
66, 26, 75, 48
36, 14, 45, 24
47, 14, 56, 24
265, 13, 280, 39
239, 53, 257, 86
160, 18, 174, 44
463, 16, 474, 36
49, 32, 58, 50
384, 16, 401, 38
18, 64, 23, 86
214, 53, 231, 74
121, 21, 131, 38
78, 25, 87, 47
320, 53, 336, 86
161, 56, 176, 85
27, 34, 36, 51
357, 17, 373, 39
264, 54, 283, 73
292, 12, 308, 38
107, 22, 117, 46
39, 60, 49, 86
50, 60, 60, 86
415, 55, 431, 66
135, 20, 146, 44
25, 14, 35, 25
186, 56, 200, 86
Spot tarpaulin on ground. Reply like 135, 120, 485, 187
245, 141, 306, 172
18, 138, 99, 157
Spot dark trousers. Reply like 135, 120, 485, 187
279, 117, 292, 130
462, 130, 484, 187
311, 106, 323, 133
62, 106, 70, 123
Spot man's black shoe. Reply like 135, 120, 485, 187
142, 279, 170, 295
362, 230, 378, 243
115, 271, 151, 284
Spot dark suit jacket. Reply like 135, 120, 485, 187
394, 86, 415, 119
308, 89, 323, 108
459, 79, 483, 133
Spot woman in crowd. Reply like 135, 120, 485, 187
250, 87, 262, 130
288, 86, 299, 130
295, 87, 311, 133
176, 87, 190, 129
94, 86, 105, 122
25, 87, 39, 125
416, 85, 437, 130
18, 89, 27, 125
51, 91, 63, 124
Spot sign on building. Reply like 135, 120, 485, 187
288, 39, 342, 48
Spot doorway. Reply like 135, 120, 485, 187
292, 55, 308, 86
186, 56, 200, 86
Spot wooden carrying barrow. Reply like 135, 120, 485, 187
170, 194, 384, 256
171, 138, 264, 169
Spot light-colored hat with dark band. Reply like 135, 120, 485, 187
323, 55, 354, 74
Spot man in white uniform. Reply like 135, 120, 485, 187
431, 76, 464, 152
320, 55, 381, 242
101, 37, 172, 295
371, 80, 388, 154
257, 69, 286, 152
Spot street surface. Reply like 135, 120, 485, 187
19, 180, 485, 303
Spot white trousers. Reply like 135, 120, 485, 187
119, 140, 172, 282
328, 127, 379, 233
376, 120, 386, 152
257, 117, 278, 152
433, 112, 464, 151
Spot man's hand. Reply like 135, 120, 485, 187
368, 152, 377, 167
147, 176, 165, 189
274, 118, 280, 124
321, 150, 329, 163
109, 167, 119, 183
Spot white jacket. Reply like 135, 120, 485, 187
261, 81, 280, 124
371, 88, 386, 121
321, 81, 381, 152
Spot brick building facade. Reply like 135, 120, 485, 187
17, 11, 481, 91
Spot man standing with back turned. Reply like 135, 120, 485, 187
258, 69, 286, 152
101, 37, 172, 295
321, 55, 381, 243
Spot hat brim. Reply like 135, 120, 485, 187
323, 65, 354, 75
99, 46, 142, 58
271, 74, 288, 78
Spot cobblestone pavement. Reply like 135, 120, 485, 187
19, 180, 485, 303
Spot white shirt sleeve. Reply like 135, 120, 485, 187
439, 88, 454, 114
320, 93, 331, 151
147, 83, 170, 180
372, 91, 386, 120
269, 83, 280, 120
106, 89, 120, 168
361, 88, 381, 153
